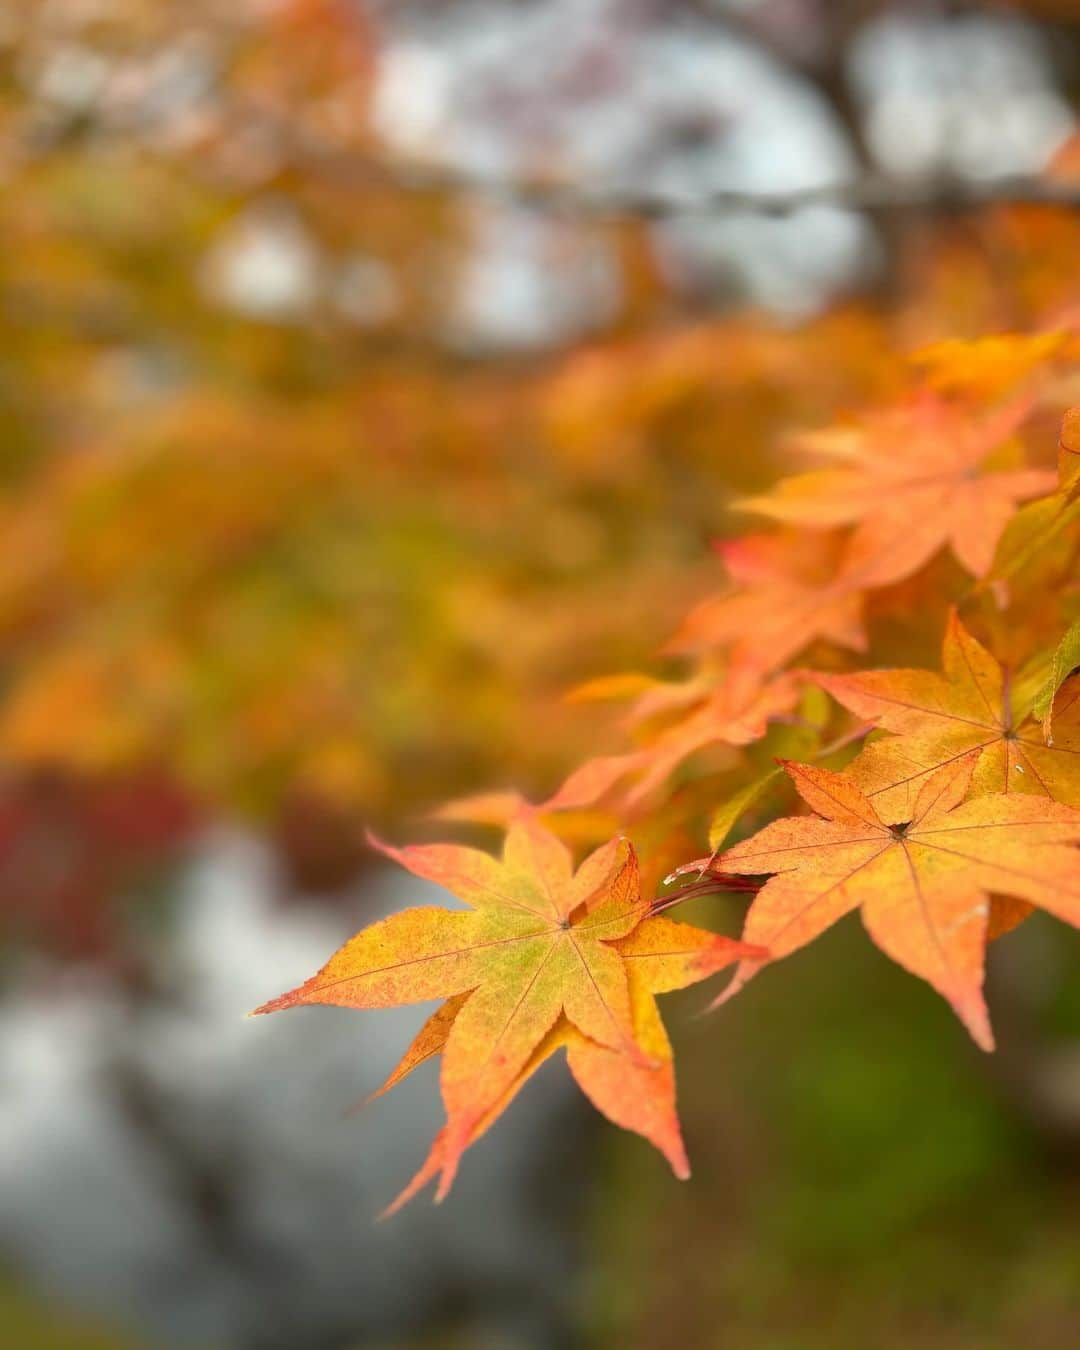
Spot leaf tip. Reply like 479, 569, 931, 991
961, 1004, 996, 1055
669, 1145, 691, 1181
250, 988, 299, 1017
363, 826, 391, 857
703, 958, 764, 1013
946, 985, 996, 1054
693, 937, 769, 981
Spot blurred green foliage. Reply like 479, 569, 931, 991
591, 914, 1080, 1348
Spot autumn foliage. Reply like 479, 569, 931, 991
256, 820, 761, 1211
258, 344, 1080, 1207
2, 0, 1079, 1215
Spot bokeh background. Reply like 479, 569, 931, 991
1, 2, 1080, 1347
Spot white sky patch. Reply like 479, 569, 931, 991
852, 12, 1075, 179
200, 201, 323, 321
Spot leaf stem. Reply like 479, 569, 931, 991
649, 875, 761, 916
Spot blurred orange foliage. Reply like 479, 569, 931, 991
0, 0, 1079, 952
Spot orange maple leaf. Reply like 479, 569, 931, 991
738, 395, 1054, 584
254, 816, 759, 1205
1063, 407, 1080, 494
813, 612, 1080, 821
911, 331, 1068, 399
987, 405, 1080, 583
697, 756, 1080, 1051
373, 910, 751, 1214
666, 530, 866, 675
545, 668, 797, 811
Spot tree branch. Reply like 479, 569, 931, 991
290, 144, 1080, 220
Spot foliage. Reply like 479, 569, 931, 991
256, 816, 759, 1210
2, 0, 1080, 1213
261, 347, 1080, 1204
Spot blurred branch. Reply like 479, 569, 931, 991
27, 87, 1078, 223
286, 142, 1080, 220
413, 169, 1080, 219
203, 90, 1080, 220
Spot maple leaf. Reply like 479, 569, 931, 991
254, 816, 759, 1204
565, 672, 668, 704
813, 612, 1080, 821
545, 669, 797, 811
738, 395, 1054, 584
988, 405, 1080, 584
911, 331, 1068, 399
666, 530, 866, 676
372, 910, 754, 1214
1033, 620, 1080, 742
1061, 406, 1080, 496
698, 756, 1080, 1050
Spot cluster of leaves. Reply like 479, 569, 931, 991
3, 4, 1079, 831
259, 338, 1080, 1209
0, 2, 905, 855
3, 0, 1080, 1200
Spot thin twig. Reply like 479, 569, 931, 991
287, 145, 1080, 220
222, 96, 1080, 221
